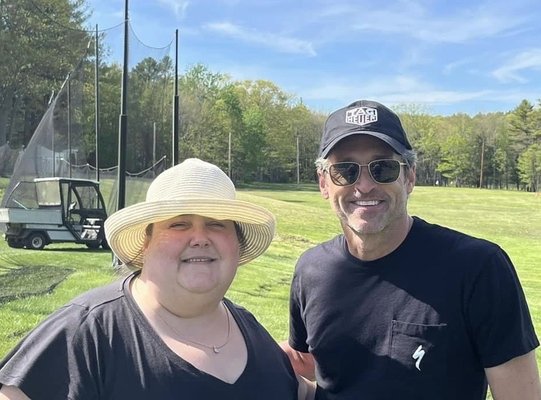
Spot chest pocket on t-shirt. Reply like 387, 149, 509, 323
388, 320, 447, 379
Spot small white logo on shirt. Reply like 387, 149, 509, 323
412, 345, 425, 371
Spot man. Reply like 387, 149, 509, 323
281, 100, 540, 399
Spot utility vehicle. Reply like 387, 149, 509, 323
0, 177, 108, 250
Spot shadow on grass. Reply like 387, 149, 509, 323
0, 265, 74, 305
37, 247, 111, 253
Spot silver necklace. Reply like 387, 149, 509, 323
156, 300, 231, 354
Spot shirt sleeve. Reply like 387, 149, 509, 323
288, 270, 310, 353
0, 303, 99, 399
466, 246, 539, 368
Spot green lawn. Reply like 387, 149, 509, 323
0, 182, 540, 378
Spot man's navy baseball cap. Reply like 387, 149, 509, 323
318, 100, 413, 158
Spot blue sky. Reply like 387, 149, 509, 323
85, 0, 541, 116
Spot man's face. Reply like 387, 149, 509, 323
141, 215, 240, 298
319, 135, 415, 237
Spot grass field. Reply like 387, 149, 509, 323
0, 180, 540, 379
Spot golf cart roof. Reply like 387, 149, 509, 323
33, 177, 100, 185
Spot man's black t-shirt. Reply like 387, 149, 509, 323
289, 217, 539, 400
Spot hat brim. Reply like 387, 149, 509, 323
320, 130, 408, 158
104, 199, 276, 268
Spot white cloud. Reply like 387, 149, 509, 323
492, 49, 541, 83
443, 59, 473, 75
205, 22, 316, 56
378, 90, 493, 106
299, 73, 492, 107
316, 1, 531, 44
157, 0, 189, 19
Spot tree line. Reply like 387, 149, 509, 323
398, 100, 541, 191
1, 0, 540, 190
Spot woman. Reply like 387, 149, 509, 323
0, 158, 314, 399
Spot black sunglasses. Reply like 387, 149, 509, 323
326, 159, 408, 186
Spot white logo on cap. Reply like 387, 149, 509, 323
346, 107, 378, 126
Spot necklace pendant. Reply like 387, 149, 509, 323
213, 346, 220, 354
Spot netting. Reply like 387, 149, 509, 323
0, 143, 23, 177
1, 21, 174, 214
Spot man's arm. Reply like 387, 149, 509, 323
280, 340, 316, 381
485, 350, 541, 399
0, 385, 30, 400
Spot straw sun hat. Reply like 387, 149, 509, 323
104, 158, 276, 268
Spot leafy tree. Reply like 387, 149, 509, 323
507, 100, 536, 152
234, 80, 295, 182
215, 83, 244, 179
289, 102, 325, 182
398, 106, 443, 185
179, 64, 231, 163
471, 112, 505, 188
0, 0, 90, 146
517, 144, 541, 192
95, 63, 121, 168
239, 105, 266, 181
505, 100, 541, 188
492, 122, 514, 189
128, 56, 174, 171
437, 114, 478, 187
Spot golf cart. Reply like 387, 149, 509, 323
0, 177, 108, 250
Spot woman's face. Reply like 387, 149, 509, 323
141, 215, 241, 298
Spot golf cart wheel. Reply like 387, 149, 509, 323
86, 241, 101, 249
26, 232, 46, 250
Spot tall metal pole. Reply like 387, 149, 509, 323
67, 74, 72, 178
479, 136, 485, 189
94, 24, 100, 181
116, 0, 129, 210
52, 100, 56, 176
172, 29, 179, 166
228, 131, 232, 177
153, 122, 156, 174
296, 133, 300, 184
52, 125, 55, 176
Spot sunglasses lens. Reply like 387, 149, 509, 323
329, 163, 360, 186
327, 160, 403, 186
369, 160, 401, 183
